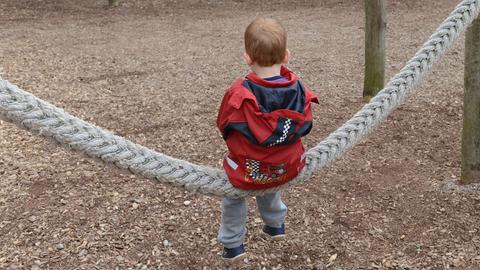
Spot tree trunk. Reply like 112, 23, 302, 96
363, 0, 386, 102
109, 0, 120, 7
461, 17, 480, 184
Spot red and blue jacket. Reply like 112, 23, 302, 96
217, 66, 318, 190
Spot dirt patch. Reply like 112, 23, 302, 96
1, 0, 480, 269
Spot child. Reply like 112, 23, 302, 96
216, 17, 318, 262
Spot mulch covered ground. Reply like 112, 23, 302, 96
1, 0, 480, 269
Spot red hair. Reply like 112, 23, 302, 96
244, 17, 287, 67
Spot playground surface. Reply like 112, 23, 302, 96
1, 0, 480, 269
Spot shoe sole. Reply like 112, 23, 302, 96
222, 253, 246, 263
262, 230, 286, 241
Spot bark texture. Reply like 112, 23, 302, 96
363, 0, 386, 101
461, 17, 480, 184
109, 0, 120, 7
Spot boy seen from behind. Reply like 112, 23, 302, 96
216, 17, 319, 262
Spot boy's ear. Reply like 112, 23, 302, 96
282, 49, 290, 64
243, 52, 253, 66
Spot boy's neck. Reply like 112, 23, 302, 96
251, 63, 282, 79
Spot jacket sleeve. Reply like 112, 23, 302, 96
296, 86, 319, 139
303, 87, 319, 122
216, 91, 232, 138
216, 83, 247, 139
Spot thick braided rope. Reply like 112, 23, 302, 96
0, 0, 478, 198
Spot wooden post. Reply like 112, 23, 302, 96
461, 17, 480, 184
363, 0, 386, 102
109, 0, 120, 7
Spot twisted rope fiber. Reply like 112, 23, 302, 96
0, 0, 479, 198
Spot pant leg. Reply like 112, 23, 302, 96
217, 197, 247, 248
256, 191, 287, 228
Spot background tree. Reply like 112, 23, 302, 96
363, 0, 386, 101
461, 16, 480, 184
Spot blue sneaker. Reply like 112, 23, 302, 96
222, 244, 246, 263
262, 224, 285, 241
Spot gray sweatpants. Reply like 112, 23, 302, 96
217, 191, 287, 248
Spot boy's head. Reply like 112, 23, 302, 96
244, 17, 289, 67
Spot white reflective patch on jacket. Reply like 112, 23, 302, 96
226, 156, 238, 170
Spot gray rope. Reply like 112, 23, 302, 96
0, 0, 478, 198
